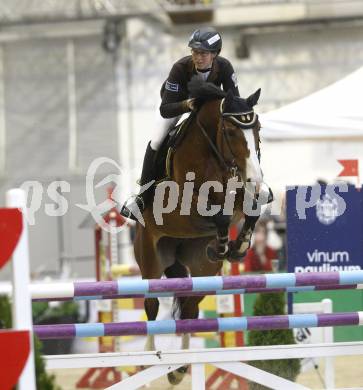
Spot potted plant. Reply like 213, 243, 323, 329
247, 292, 301, 390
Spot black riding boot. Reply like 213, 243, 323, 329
120, 142, 157, 221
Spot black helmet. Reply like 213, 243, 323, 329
188, 27, 222, 53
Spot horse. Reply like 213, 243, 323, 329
134, 79, 265, 385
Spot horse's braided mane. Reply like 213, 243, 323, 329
187, 76, 226, 101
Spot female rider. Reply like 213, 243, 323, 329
121, 26, 240, 221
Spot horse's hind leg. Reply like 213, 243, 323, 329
162, 261, 192, 385
167, 295, 205, 385
144, 298, 159, 351
135, 228, 163, 351
164, 259, 205, 385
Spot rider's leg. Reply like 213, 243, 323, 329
150, 114, 180, 151
120, 112, 180, 221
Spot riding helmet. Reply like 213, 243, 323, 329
188, 27, 222, 53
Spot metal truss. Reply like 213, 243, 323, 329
1, 0, 362, 26
0, 0, 164, 26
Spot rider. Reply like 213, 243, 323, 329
121, 26, 240, 221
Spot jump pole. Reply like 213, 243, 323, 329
28, 271, 363, 301
34, 311, 363, 339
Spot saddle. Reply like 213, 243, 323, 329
154, 112, 196, 182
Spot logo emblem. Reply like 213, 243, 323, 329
76, 157, 149, 232
165, 81, 179, 92
316, 194, 339, 225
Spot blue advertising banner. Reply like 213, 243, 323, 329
286, 184, 363, 273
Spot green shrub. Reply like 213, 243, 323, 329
33, 301, 79, 324
34, 337, 62, 390
247, 293, 301, 390
0, 294, 12, 328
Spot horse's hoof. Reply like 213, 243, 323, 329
167, 366, 188, 385
206, 245, 228, 263
227, 250, 247, 263
227, 241, 247, 262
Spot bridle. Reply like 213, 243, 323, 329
196, 114, 237, 178
195, 98, 260, 182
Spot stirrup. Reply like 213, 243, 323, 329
120, 196, 145, 221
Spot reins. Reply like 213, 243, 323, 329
194, 102, 260, 200
195, 108, 244, 181
196, 115, 231, 173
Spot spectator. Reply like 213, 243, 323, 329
243, 221, 278, 272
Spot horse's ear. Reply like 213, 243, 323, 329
225, 89, 234, 102
247, 88, 261, 107
222, 89, 236, 114
224, 89, 234, 107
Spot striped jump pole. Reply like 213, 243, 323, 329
34, 311, 363, 340
30, 270, 363, 301
32, 283, 361, 302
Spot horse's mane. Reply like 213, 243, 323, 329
187, 76, 226, 101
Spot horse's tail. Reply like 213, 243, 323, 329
164, 261, 189, 319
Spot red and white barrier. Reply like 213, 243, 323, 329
1, 189, 36, 390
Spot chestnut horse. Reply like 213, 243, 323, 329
134, 80, 265, 384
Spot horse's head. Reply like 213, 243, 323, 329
218, 89, 263, 184
187, 76, 263, 185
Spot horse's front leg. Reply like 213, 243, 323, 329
227, 182, 274, 261
228, 214, 260, 262
206, 211, 230, 262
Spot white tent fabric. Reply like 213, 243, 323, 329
257, 67, 363, 190
260, 66, 363, 140
260, 139, 360, 190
